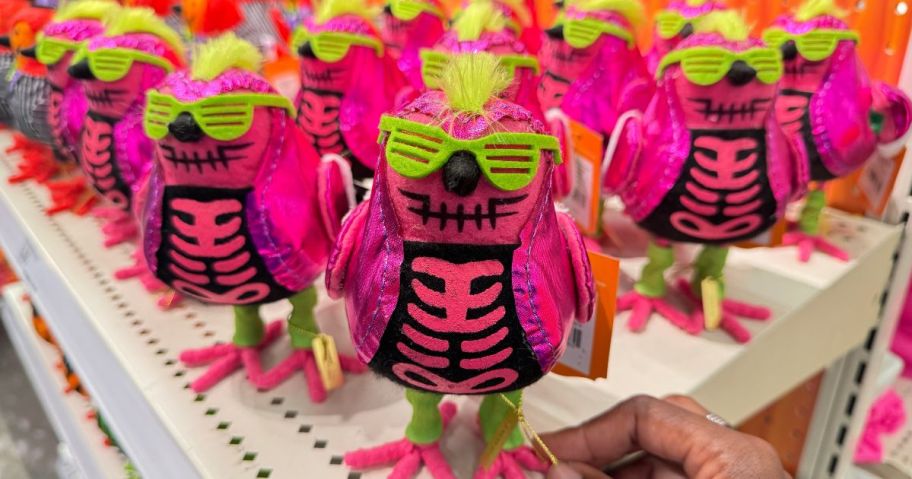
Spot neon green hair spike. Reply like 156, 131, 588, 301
453, 1, 508, 41
105, 7, 184, 59
439, 52, 511, 115
694, 10, 752, 41
315, 0, 378, 24
795, 0, 849, 21
54, 0, 120, 21
191, 33, 262, 80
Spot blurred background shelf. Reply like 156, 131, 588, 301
0, 283, 126, 479
0, 131, 903, 478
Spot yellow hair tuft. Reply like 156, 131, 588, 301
453, 1, 507, 41
105, 7, 184, 56
694, 10, 751, 41
685, 0, 712, 6
795, 0, 848, 21
568, 0, 643, 25
54, 0, 120, 21
190, 33, 262, 81
315, 0, 377, 24
439, 53, 510, 115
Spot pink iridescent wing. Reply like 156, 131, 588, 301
557, 212, 595, 323
873, 81, 912, 156
602, 111, 643, 196
317, 153, 356, 241
326, 201, 370, 299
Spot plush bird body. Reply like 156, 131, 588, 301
7, 6, 55, 144
606, 12, 798, 343
421, 1, 542, 117
37, 0, 117, 164
293, 0, 406, 198
331, 53, 594, 479
645, 0, 726, 74
0, 0, 28, 125
67, 7, 184, 247
380, 0, 446, 92
139, 34, 358, 397
765, 0, 912, 261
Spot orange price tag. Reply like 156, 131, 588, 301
562, 119, 604, 238
553, 251, 619, 380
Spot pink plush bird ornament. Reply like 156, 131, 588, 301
329, 53, 594, 479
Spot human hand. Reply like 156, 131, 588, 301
542, 395, 789, 479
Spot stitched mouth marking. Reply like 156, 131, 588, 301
160, 143, 253, 173
688, 98, 772, 123
399, 189, 527, 232
86, 88, 125, 107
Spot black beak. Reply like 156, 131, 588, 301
554, 0, 564, 8
298, 40, 318, 59
172, 4, 182, 14
442, 150, 481, 197
168, 112, 205, 142
0, 36, 10, 48
545, 24, 564, 40
19, 46, 35, 59
68, 59, 95, 80
781, 40, 799, 61
383, 3, 392, 14
680, 23, 695, 39
727, 60, 757, 86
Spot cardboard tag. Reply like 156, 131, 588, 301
312, 334, 343, 391
479, 402, 519, 468
563, 118, 604, 237
553, 251, 619, 380
858, 150, 903, 216
701, 278, 722, 330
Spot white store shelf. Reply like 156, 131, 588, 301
0, 127, 902, 478
0, 283, 126, 479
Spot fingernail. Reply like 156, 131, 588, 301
548, 463, 583, 479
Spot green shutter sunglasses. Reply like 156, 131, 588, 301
144, 91, 296, 142
35, 34, 81, 66
657, 46, 784, 86
387, 0, 444, 21
291, 28, 384, 63
564, 17, 635, 49
379, 115, 562, 191
71, 46, 176, 82
763, 28, 860, 62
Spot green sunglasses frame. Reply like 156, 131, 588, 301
657, 46, 784, 86
388, 0, 444, 21
144, 91, 297, 142
72, 46, 176, 82
379, 115, 562, 191
291, 28, 384, 63
655, 10, 688, 40
35, 34, 81, 66
564, 17, 635, 49
419, 49, 540, 90
762, 28, 860, 62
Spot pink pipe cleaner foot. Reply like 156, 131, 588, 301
253, 348, 368, 401
617, 290, 700, 335
92, 206, 138, 247
113, 250, 184, 309
782, 230, 851, 263
676, 280, 772, 344
179, 320, 285, 393
474, 446, 550, 479
346, 402, 458, 479
45, 177, 96, 216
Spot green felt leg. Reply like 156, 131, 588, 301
479, 391, 524, 452
232, 304, 265, 347
691, 245, 729, 296
405, 389, 444, 445
287, 286, 319, 349
799, 189, 826, 235
634, 241, 675, 298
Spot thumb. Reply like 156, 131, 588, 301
547, 462, 612, 479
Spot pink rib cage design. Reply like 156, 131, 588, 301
47, 88, 76, 163
670, 136, 765, 240
165, 197, 271, 304
80, 115, 128, 209
297, 90, 344, 156
391, 257, 519, 394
